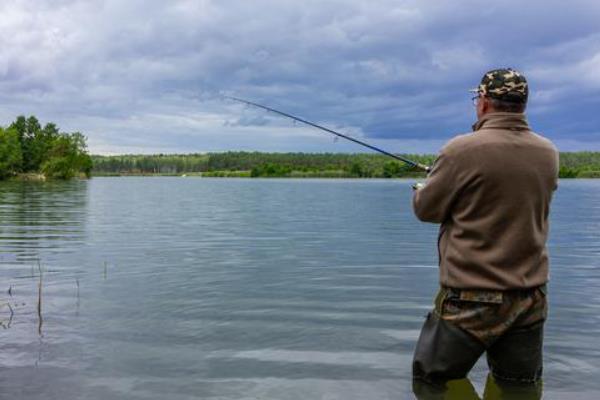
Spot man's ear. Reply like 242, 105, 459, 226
480, 96, 493, 115
481, 97, 489, 113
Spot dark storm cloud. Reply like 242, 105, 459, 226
1, 0, 599, 154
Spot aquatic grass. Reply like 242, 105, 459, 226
0, 301, 14, 329
37, 260, 43, 336
2, 260, 90, 330
76, 277, 80, 315
1, 257, 119, 330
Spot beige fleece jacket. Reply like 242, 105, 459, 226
413, 112, 559, 290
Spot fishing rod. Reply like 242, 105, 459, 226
226, 96, 431, 172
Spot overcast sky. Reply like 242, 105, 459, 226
1, 0, 599, 154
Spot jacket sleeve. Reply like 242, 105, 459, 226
412, 149, 461, 223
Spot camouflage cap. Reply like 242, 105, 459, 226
470, 68, 528, 103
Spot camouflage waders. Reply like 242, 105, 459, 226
412, 285, 547, 385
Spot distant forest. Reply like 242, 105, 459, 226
0, 116, 92, 180
91, 151, 600, 178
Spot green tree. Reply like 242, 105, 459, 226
349, 162, 363, 177
9, 115, 44, 172
558, 166, 578, 178
382, 161, 402, 178
41, 132, 92, 179
27, 122, 59, 171
0, 127, 23, 178
10, 116, 27, 145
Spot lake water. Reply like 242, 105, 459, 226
0, 178, 599, 399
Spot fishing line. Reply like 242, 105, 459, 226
225, 96, 430, 172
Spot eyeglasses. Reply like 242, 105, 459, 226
471, 94, 480, 106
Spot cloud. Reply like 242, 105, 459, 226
1, 0, 599, 154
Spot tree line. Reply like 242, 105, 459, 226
92, 154, 210, 175
0, 116, 92, 180
92, 152, 436, 178
91, 151, 600, 179
557, 152, 600, 178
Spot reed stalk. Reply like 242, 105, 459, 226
37, 261, 43, 336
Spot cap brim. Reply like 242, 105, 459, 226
468, 88, 480, 93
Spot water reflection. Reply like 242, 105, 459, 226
0, 180, 88, 264
413, 375, 542, 399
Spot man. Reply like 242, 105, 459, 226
411, 69, 559, 389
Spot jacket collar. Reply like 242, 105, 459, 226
472, 112, 530, 132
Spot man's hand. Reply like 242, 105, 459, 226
412, 182, 426, 191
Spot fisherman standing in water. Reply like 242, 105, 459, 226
411, 69, 559, 396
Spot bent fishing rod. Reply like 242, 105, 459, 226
226, 96, 430, 172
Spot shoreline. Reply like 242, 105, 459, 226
3, 173, 91, 182
90, 172, 427, 179
3, 172, 597, 181
88, 173, 594, 179
9, 173, 46, 182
